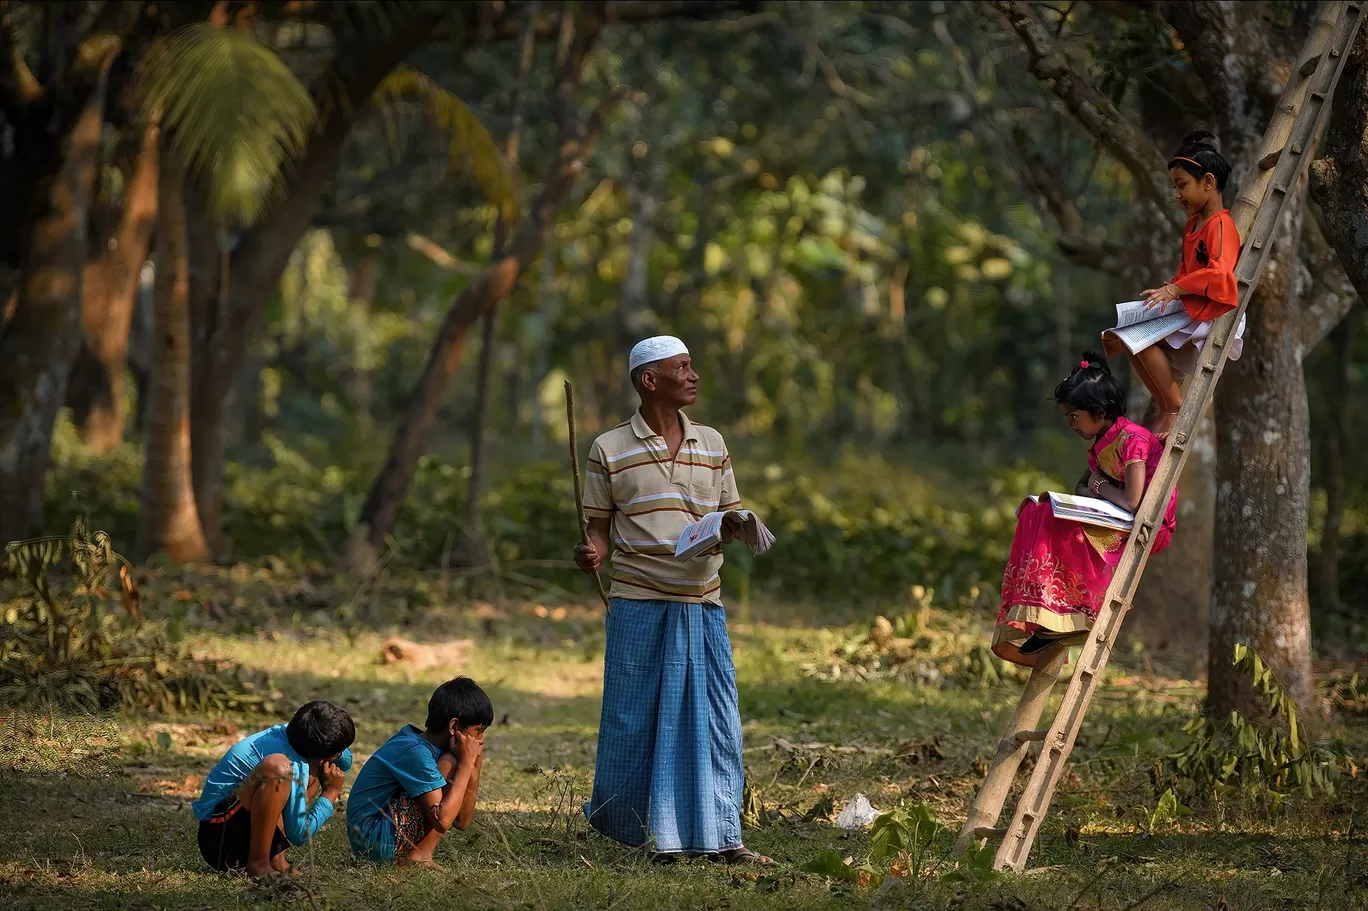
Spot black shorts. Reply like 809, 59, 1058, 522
197, 800, 290, 871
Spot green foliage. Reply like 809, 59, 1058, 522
48, 435, 1048, 608
1166, 645, 1355, 801
798, 849, 882, 887
1133, 787, 1191, 835
0, 514, 261, 715
799, 804, 998, 891
372, 65, 518, 220
869, 804, 941, 878
137, 23, 318, 224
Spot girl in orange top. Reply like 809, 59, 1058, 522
1114, 131, 1243, 440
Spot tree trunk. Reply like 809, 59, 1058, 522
454, 6, 537, 569
136, 157, 209, 564
1208, 188, 1314, 719
1308, 22, 1368, 305
528, 236, 559, 450
618, 169, 659, 414
0, 59, 112, 543
347, 255, 377, 431
456, 303, 501, 566
70, 123, 161, 452
1316, 311, 1353, 616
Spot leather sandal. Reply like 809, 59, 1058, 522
708, 846, 775, 865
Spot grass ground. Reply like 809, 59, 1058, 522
2, 568, 1367, 911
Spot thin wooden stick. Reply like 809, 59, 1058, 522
565, 381, 611, 611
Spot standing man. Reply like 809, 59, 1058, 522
574, 335, 772, 865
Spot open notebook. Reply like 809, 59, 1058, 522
1023, 492, 1134, 532
675, 510, 776, 560
1101, 299, 1189, 355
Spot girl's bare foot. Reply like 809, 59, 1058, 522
1150, 411, 1178, 441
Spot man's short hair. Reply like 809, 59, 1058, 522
425, 676, 494, 733
286, 700, 356, 759
630, 363, 649, 390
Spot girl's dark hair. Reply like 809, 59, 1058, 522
1054, 351, 1127, 420
426, 676, 495, 733
1168, 129, 1232, 192
286, 700, 356, 759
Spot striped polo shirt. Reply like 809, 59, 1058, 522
583, 411, 741, 604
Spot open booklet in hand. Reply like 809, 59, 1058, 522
1024, 492, 1134, 532
675, 510, 776, 561
1101, 299, 1190, 355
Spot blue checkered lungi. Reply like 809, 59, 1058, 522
583, 598, 744, 854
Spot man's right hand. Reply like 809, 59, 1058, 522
574, 541, 601, 574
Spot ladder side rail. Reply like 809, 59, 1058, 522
990, 0, 1363, 872
953, 650, 1067, 855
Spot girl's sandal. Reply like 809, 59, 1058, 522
709, 846, 775, 865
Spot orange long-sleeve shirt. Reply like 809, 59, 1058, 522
1171, 209, 1240, 321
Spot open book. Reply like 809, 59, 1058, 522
1025, 492, 1134, 532
1101, 299, 1190, 355
675, 510, 776, 560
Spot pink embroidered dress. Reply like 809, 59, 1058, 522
992, 416, 1177, 668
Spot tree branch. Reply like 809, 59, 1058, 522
1007, 127, 1124, 272
1157, 1, 1255, 150
1299, 215, 1358, 355
1310, 23, 1368, 313
993, 0, 1177, 222
474, 0, 755, 42
0, 0, 43, 111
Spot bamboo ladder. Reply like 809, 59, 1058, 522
955, 0, 1366, 872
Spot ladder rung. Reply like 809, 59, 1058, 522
1258, 149, 1281, 170
1300, 54, 1322, 75
973, 827, 1006, 841
1013, 729, 1049, 744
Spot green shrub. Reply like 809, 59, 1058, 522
44, 432, 1067, 607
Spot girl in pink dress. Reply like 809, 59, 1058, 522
992, 354, 1178, 668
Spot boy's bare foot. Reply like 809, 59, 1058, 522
397, 852, 444, 870
245, 859, 281, 878
1150, 411, 1178, 441
270, 855, 299, 876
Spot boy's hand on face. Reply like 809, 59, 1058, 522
319, 760, 345, 798
453, 727, 484, 768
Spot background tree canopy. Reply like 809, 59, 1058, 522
2, 1, 1368, 904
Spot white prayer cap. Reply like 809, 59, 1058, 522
628, 335, 689, 374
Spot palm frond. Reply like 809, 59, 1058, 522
136, 23, 318, 225
372, 65, 519, 221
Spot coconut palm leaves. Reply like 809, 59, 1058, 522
136, 25, 517, 225
135, 23, 317, 224
372, 64, 519, 221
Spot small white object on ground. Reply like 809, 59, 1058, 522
835, 793, 879, 829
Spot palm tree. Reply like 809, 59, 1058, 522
130, 21, 515, 564
133, 23, 319, 563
